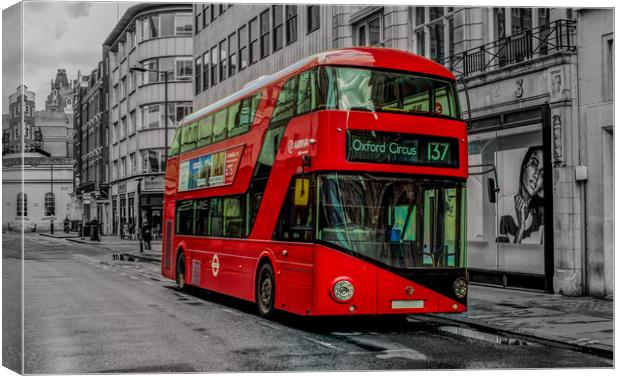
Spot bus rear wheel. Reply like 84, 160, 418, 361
176, 252, 186, 290
257, 263, 275, 318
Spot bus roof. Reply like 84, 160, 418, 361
180, 47, 455, 127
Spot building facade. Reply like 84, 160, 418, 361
72, 61, 110, 231
103, 3, 193, 237
192, 4, 613, 297
2, 81, 74, 233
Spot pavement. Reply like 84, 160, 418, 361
38, 232, 615, 358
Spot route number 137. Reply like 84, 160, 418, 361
427, 142, 450, 162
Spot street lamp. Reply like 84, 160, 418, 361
50, 160, 54, 234
135, 177, 143, 253
129, 65, 170, 160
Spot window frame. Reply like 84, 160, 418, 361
307, 5, 320, 34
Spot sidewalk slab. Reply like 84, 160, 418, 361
427, 284, 613, 358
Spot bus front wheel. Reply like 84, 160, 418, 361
257, 263, 275, 318
176, 252, 186, 290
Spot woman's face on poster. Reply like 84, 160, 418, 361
521, 149, 544, 198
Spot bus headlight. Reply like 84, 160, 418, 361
453, 278, 467, 299
332, 278, 355, 302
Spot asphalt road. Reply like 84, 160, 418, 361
2, 232, 612, 373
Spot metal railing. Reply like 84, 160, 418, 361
442, 19, 576, 77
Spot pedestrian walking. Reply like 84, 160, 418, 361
63, 217, 70, 233
141, 222, 152, 250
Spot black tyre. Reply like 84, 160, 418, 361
176, 252, 186, 290
256, 263, 275, 318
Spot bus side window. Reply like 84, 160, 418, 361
181, 122, 197, 153
208, 198, 224, 237
197, 116, 213, 147
223, 197, 245, 238
213, 108, 228, 142
169, 127, 181, 156
297, 69, 318, 115
227, 101, 243, 137
194, 199, 210, 236
272, 76, 298, 124
176, 200, 195, 235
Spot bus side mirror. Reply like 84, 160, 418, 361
294, 179, 309, 206
487, 178, 498, 203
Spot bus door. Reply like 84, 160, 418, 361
273, 243, 314, 315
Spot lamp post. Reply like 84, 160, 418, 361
136, 177, 143, 253
129, 65, 170, 160
50, 160, 54, 234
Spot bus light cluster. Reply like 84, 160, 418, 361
331, 277, 355, 303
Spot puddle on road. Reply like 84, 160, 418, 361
438, 326, 534, 346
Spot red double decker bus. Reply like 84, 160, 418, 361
162, 47, 468, 317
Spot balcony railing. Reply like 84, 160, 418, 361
442, 19, 576, 78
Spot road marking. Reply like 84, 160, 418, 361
258, 321, 282, 330
130, 276, 139, 280
119, 273, 127, 276
221, 308, 243, 316
302, 336, 341, 350
143, 280, 153, 285
376, 348, 427, 361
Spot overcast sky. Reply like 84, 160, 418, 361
2, 1, 135, 113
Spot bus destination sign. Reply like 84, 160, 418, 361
347, 130, 458, 167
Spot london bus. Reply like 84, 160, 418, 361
162, 47, 468, 318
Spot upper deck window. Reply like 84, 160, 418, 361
325, 67, 459, 120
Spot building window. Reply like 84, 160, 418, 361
238, 25, 248, 70
260, 10, 270, 58
112, 121, 118, 143
121, 77, 126, 98
176, 103, 192, 123
142, 15, 159, 40
203, 4, 210, 28
219, 39, 227, 81
429, 21, 445, 62
175, 58, 193, 80
210, 46, 218, 86
211, 4, 218, 22
17, 193, 27, 217
143, 104, 161, 129
354, 13, 382, 46
113, 161, 118, 180
142, 59, 159, 85
415, 29, 425, 56
120, 157, 126, 178
307, 5, 320, 33
195, 8, 202, 34
511, 8, 532, 35
129, 111, 136, 135
130, 152, 137, 175
249, 18, 259, 65
494, 8, 506, 40
202, 51, 209, 90
195, 56, 202, 94
429, 7, 444, 21
120, 116, 126, 140
175, 13, 193, 35
228, 32, 237, 76
273, 5, 284, 52
415, 7, 425, 25
285, 5, 298, 45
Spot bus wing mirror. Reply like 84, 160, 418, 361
294, 179, 309, 206
487, 178, 498, 203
